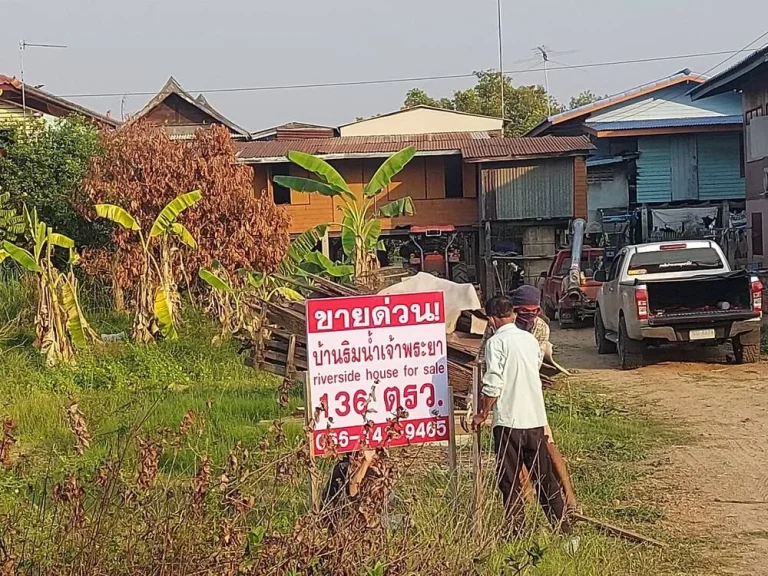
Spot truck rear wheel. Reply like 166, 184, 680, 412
618, 317, 644, 370
543, 301, 556, 321
733, 337, 760, 364
595, 309, 616, 355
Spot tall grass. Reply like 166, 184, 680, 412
0, 277, 696, 575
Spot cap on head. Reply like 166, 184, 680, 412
510, 285, 541, 308
484, 295, 514, 319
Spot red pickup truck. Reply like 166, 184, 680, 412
537, 248, 605, 327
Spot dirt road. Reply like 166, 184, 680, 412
551, 325, 768, 574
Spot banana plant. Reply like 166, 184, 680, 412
273, 147, 416, 283
95, 190, 201, 343
1, 207, 98, 366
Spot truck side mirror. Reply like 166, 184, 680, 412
594, 270, 608, 283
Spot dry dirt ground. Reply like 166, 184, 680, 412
551, 324, 768, 574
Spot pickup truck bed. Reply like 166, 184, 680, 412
595, 241, 762, 369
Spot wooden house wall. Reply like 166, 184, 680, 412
255, 156, 479, 235
143, 94, 217, 127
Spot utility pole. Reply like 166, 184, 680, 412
536, 45, 551, 115
19, 40, 67, 116
496, 0, 505, 122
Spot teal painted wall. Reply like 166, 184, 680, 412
637, 138, 672, 203
697, 133, 745, 200
636, 134, 745, 203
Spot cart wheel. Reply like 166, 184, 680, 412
451, 263, 470, 284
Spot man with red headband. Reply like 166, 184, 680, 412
509, 285, 578, 513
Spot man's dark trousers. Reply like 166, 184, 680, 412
493, 426, 570, 535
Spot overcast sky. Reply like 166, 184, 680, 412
0, 0, 766, 132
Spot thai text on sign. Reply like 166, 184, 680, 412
306, 291, 450, 455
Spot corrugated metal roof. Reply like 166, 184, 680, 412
527, 72, 707, 136
587, 115, 743, 131
586, 156, 629, 167
0, 74, 119, 127
691, 45, 768, 100
461, 136, 593, 161
236, 133, 592, 162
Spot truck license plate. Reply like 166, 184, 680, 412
689, 329, 716, 341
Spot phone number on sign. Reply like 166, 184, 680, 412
312, 417, 450, 455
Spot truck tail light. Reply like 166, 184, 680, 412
635, 286, 649, 321
751, 277, 763, 313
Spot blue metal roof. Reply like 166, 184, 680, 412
587, 115, 743, 131
586, 156, 629, 167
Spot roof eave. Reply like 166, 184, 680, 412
0, 84, 120, 127
526, 119, 552, 137
463, 149, 593, 164
237, 149, 463, 164
691, 53, 768, 100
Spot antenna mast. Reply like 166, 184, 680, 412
19, 40, 67, 116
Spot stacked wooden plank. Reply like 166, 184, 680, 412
248, 273, 566, 405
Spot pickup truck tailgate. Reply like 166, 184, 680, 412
645, 271, 759, 325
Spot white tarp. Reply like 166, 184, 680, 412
378, 272, 483, 334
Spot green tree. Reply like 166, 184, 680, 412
568, 90, 605, 110
0, 188, 24, 244
0, 116, 104, 248
402, 71, 564, 136
403, 88, 455, 110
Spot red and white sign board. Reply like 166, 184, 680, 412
306, 291, 450, 455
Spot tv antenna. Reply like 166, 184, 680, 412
535, 45, 578, 114
19, 40, 67, 116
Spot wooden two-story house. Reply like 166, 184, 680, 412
238, 107, 593, 290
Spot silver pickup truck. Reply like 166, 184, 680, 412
594, 241, 763, 369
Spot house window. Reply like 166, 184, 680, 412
587, 168, 614, 184
746, 105, 764, 123
752, 212, 764, 257
271, 164, 291, 205
444, 155, 463, 198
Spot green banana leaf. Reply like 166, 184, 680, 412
2, 241, 41, 273
278, 224, 329, 277
0, 249, 7, 265
301, 252, 354, 278
199, 268, 234, 294
95, 204, 140, 231
376, 196, 415, 218
364, 146, 417, 196
49, 232, 75, 249
286, 151, 352, 194
274, 286, 304, 301
340, 214, 356, 258
154, 287, 178, 340
363, 219, 382, 252
170, 222, 198, 249
272, 176, 342, 198
239, 269, 266, 289
61, 280, 88, 349
150, 190, 202, 238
